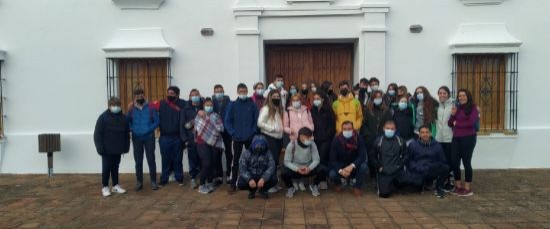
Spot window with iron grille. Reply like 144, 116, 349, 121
451, 53, 518, 135
106, 58, 172, 113
0, 60, 4, 138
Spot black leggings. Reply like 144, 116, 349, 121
263, 134, 283, 168
197, 144, 219, 185
451, 135, 477, 183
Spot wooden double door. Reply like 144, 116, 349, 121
265, 43, 354, 90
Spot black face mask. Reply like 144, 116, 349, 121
272, 99, 281, 106
328, 90, 334, 95
340, 89, 349, 96
301, 89, 308, 95
254, 145, 267, 154
136, 98, 145, 105
359, 88, 367, 94
167, 96, 176, 102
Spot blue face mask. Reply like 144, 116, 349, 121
398, 102, 408, 110
110, 106, 121, 114
214, 93, 224, 100
313, 99, 322, 107
290, 88, 297, 95
204, 106, 213, 113
374, 98, 383, 106
388, 90, 396, 96
342, 130, 353, 139
238, 94, 248, 100
275, 81, 284, 89
416, 93, 424, 101
191, 96, 201, 103
384, 129, 395, 138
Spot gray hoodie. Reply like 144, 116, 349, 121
284, 140, 320, 172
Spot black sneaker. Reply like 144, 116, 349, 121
159, 181, 167, 187
213, 178, 223, 187
259, 190, 269, 199
434, 188, 446, 198
248, 190, 256, 199
442, 183, 455, 193
151, 182, 159, 190
134, 183, 143, 191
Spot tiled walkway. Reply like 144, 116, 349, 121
0, 170, 549, 228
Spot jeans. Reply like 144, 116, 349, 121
281, 165, 326, 187
159, 135, 183, 184
132, 136, 157, 183
329, 163, 369, 188
230, 139, 252, 186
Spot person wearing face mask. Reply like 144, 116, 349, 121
300, 83, 312, 109
127, 88, 160, 191
237, 135, 277, 199
212, 84, 233, 185
407, 126, 450, 198
282, 127, 326, 198
264, 74, 288, 108
94, 97, 130, 197
224, 83, 259, 194
357, 78, 370, 109
311, 93, 336, 190
360, 90, 392, 181
158, 86, 187, 187
286, 84, 298, 108
435, 86, 455, 191
181, 89, 204, 189
251, 82, 265, 112
412, 86, 439, 138
392, 96, 415, 143
329, 121, 369, 197
384, 83, 399, 108
284, 94, 314, 142
367, 77, 381, 105
319, 81, 337, 106
332, 80, 363, 133
194, 98, 224, 194
369, 120, 408, 198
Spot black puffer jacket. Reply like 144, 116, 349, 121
368, 135, 407, 175
311, 106, 336, 142
94, 110, 130, 156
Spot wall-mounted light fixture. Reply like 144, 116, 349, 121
410, 25, 423, 33
201, 28, 214, 36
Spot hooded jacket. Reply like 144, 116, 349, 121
94, 110, 130, 156
332, 94, 363, 133
224, 97, 259, 141
283, 105, 314, 141
369, 135, 408, 175
407, 137, 446, 176
436, 98, 454, 143
239, 135, 276, 181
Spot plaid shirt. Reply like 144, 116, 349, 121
194, 113, 224, 149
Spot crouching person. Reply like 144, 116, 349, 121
94, 97, 130, 197
282, 127, 327, 198
329, 121, 369, 197
408, 126, 450, 198
237, 135, 277, 199
369, 120, 408, 198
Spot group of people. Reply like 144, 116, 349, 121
93, 74, 479, 199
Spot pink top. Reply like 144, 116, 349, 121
283, 106, 314, 141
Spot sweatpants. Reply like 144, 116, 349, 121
132, 136, 157, 184
377, 170, 412, 198
159, 135, 183, 184
451, 135, 477, 182
237, 175, 277, 193
281, 165, 326, 188
410, 163, 450, 189
102, 154, 122, 187
197, 143, 220, 185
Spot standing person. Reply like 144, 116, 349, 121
181, 89, 204, 189
310, 92, 336, 190
357, 78, 370, 108
369, 120, 409, 198
449, 89, 479, 197
408, 126, 450, 198
127, 88, 160, 191
225, 83, 259, 194
237, 135, 277, 199
251, 82, 266, 111
282, 127, 326, 198
332, 80, 363, 133
194, 98, 224, 194
384, 83, 399, 108
319, 81, 337, 107
158, 86, 186, 187
94, 97, 130, 197
257, 90, 285, 190
283, 94, 314, 142
212, 84, 233, 184
411, 86, 438, 138
329, 121, 369, 197
397, 86, 411, 101
264, 74, 288, 107
392, 96, 415, 143
286, 84, 298, 108
360, 90, 392, 180
300, 83, 312, 109
435, 86, 455, 191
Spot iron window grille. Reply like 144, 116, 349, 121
0, 60, 4, 138
451, 53, 518, 135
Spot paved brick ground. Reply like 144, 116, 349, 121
0, 170, 549, 229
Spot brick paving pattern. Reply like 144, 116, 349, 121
0, 170, 549, 228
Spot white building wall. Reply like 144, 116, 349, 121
0, 0, 548, 173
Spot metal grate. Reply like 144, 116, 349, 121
106, 58, 172, 112
0, 61, 4, 138
452, 53, 518, 135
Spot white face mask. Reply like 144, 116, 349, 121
238, 94, 248, 100
371, 85, 379, 91
313, 99, 322, 107
374, 98, 383, 106
303, 139, 313, 146
342, 130, 353, 139
417, 93, 424, 101
311, 87, 317, 93
110, 106, 121, 114
256, 89, 265, 96
292, 101, 301, 109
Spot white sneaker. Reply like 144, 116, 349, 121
111, 185, 127, 194
298, 181, 306, 191
267, 187, 279, 193
319, 181, 328, 190
102, 187, 111, 197
206, 183, 215, 193
198, 185, 211, 194
169, 173, 176, 182
286, 187, 296, 198
292, 181, 299, 190
190, 179, 198, 189
309, 184, 320, 197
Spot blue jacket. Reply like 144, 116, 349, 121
158, 99, 186, 136
224, 98, 258, 141
239, 135, 276, 181
213, 95, 231, 120
180, 101, 203, 144
407, 138, 446, 175
127, 102, 159, 140
329, 132, 367, 171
